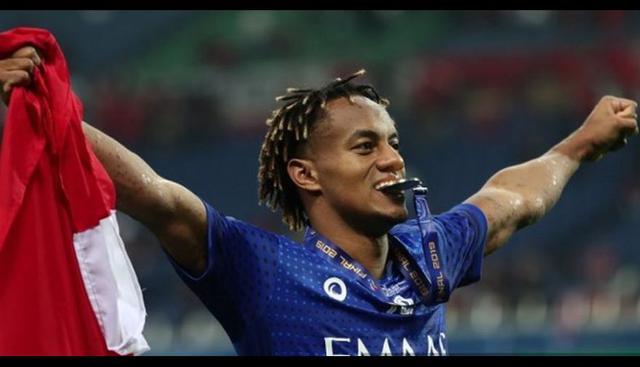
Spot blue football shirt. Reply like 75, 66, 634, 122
168, 194, 488, 356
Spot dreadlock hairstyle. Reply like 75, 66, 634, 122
258, 69, 390, 231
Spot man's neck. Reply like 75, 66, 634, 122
310, 216, 390, 280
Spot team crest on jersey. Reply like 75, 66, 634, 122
367, 278, 379, 291
386, 295, 415, 315
323, 277, 347, 302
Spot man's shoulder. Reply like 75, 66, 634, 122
389, 204, 483, 244
389, 219, 421, 247
390, 218, 418, 235
202, 200, 295, 247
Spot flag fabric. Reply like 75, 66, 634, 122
0, 27, 149, 356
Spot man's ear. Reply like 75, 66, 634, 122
287, 158, 321, 192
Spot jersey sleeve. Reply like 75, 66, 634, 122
432, 203, 488, 291
165, 200, 281, 342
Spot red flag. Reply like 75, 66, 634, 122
0, 27, 148, 356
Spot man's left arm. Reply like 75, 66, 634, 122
465, 95, 638, 256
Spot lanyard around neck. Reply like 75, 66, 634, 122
305, 185, 450, 305
308, 229, 427, 306
412, 186, 450, 304
305, 229, 428, 305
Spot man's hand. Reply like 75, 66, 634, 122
0, 46, 41, 105
572, 96, 639, 162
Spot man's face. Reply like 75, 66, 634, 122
305, 96, 408, 232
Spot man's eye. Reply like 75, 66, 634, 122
356, 142, 374, 151
391, 142, 401, 150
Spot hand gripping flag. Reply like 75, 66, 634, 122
0, 27, 149, 356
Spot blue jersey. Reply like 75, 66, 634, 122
169, 193, 488, 356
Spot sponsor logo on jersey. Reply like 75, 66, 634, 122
324, 333, 447, 356
323, 277, 347, 302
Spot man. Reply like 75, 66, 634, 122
1, 45, 638, 356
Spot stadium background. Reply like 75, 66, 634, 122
1, 10, 640, 355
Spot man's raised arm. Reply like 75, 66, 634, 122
467, 96, 639, 256
1, 46, 208, 275
81, 123, 208, 274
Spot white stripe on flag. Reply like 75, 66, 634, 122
72, 210, 150, 355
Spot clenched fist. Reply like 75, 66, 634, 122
576, 95, 639, 162
0, 46, 41, 105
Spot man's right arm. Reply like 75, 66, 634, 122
1, 46, 209, 275
82, 123, 208, 275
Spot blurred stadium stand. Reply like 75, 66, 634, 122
2, 10, 640, 355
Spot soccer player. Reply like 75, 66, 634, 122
1, 46, 638, 356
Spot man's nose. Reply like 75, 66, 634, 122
377, 143, 405, 173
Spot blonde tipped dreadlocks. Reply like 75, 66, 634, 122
258, 69, 390, 231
